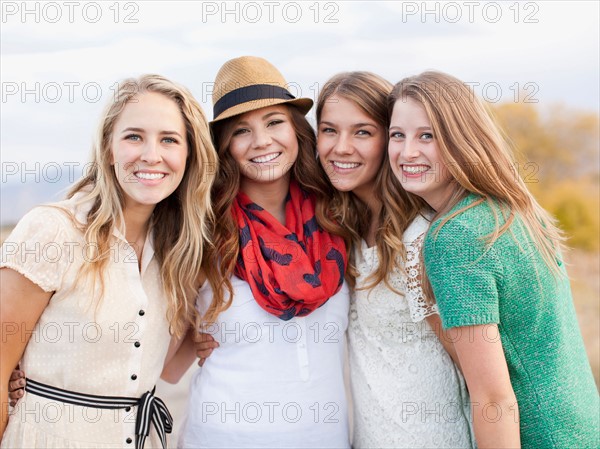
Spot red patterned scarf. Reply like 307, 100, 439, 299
232, 181, 347, 320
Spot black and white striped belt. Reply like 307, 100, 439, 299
25, 378, 173, 449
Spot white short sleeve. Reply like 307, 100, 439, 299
1, 206, 73, 292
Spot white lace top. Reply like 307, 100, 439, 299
348, 214, 475, 449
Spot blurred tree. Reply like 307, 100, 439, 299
490, 102, 599, 251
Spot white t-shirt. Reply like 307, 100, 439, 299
178, 275, 351, 448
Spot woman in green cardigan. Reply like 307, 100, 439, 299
385, 70, 599, 448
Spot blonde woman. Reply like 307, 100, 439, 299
387, 71, 599, 448
316, 71, 474, 448
162, 56, 352, 448
0, 75, 217, 448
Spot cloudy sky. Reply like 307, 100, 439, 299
1, 0, 599, 224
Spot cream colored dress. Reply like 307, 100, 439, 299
348, 214, 475, 448
0, 196, 171, 448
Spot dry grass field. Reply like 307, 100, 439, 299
565, 249, 600, 388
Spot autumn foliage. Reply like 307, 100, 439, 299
490, 102, 600, 252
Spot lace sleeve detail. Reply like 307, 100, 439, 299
403, 231, 438, 323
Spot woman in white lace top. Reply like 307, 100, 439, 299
315, 72, 474, 448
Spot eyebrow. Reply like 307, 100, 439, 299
389, 125, 431, 130
121, 127, 184, 138
320, 120, 378, 128
235, 111, 286, 127
262, 111, 286, 120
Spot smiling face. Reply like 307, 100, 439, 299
317, 95, 386, 201
111, 91, 188, 216
228, 105, 298, 192
388, 97, 454, 211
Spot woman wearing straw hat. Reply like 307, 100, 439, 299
162, 56, 352, 448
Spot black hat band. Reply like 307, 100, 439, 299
213, 84, 296, 118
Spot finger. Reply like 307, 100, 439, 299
9, 378, 26, 392
196, 348, 214, 359
194, 341, 219, 352
9, 370, 24, 381
9, 388, 24, 400
195, 333, 216, 343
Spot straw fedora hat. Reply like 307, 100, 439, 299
211, 56, 313, 123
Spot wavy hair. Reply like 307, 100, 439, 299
316, 71, 425, 291
67, 74, 217, 337
202, 104, 348, 323
388, 71, 566, 299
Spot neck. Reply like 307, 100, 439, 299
122, 205, 153, 249
353, 187, 382, 246
240, 176, 290, 225
353, 186, 382, 218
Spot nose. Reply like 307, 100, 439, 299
140, 139, 162, 165
401, 138, 420, 160
332, 133, 353, 156
252, 128, 272, 150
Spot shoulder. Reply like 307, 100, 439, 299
403, 211, 431, 244
426, 195, 504, 246
10, 202, 74, 237
424, 195, 507, 271
4, 194, 98, 246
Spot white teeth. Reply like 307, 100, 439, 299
135, 172, 165, 180
251, 153, 281, 163
332, 161, 360, 169
403, 165, 429, 174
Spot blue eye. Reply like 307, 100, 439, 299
320, 127, 335, 134
389, 131, 404, 139
162, 137, 178, 144
356, 130, 371, 136
232, 128, 249, 136
421, 133, 433, 140
125, 134, 141, 141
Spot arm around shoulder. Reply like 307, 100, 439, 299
161, 328, 198, 384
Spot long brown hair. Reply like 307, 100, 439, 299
202, 104, 349, 323
67, 74, 217, 337
316, 71, 426, 291
387, 71, 566, 299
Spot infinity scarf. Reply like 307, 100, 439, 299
232, 181, 347, 320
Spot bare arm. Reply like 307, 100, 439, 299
425, 313, 462, 371
161, 329, 219, 383
1, 268, 52, 436
160, 328, 197, 384
453, 323, 520, 448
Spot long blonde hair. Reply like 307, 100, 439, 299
68, 74, 217, 337
316, 71, 425, 290
387, 71, 566, 297
202, 104, 348, 323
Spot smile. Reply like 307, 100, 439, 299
135, 172, 166, 180
402, 165, 430, 175
331, 161, 361, 169
251, 152, 281, 163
